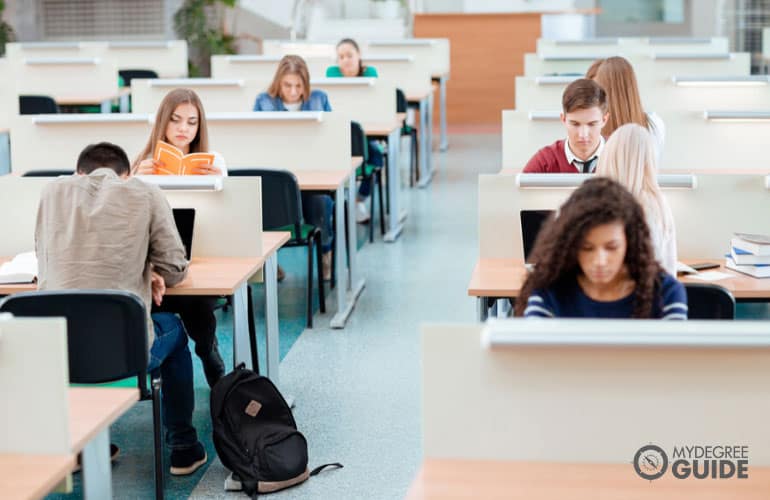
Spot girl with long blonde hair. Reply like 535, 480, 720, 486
595, 123, 677, 276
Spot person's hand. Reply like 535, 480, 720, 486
194, 164, 223, 176
150, 271, 166, 306
135, 158, 163, 175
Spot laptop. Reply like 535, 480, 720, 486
520, 210, 554, 263
172, 208, 195, 260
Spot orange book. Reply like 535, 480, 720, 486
153, 140, 215, 175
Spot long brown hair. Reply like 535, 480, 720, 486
337, 38, 368, 76
586, 56, 649, 138
514, 177, 662, 318
267, 55, 311, 102
133, 88, 209, 170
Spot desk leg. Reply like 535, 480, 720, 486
264, 254, 280, 383
417, 95, 433, 189
331, 180, 365, 328
477, 297, 488, 322
439, 75, 449, 151
232, 283, 251, 369
384, 127, 405, 242
100, 99, 111, 114
119, 93, 130, 113
82, 427, 112, 500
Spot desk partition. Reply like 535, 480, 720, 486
515, 75, 770, 111
0, 316, 70, 455
478, 172, 770, 260
501, 109, 769, 170
10, 57, 119, 102
311, 78, 397, 124
210, 55, 330, 85
130, 78, 261, 114
535, 37, 729, 57
422, 320, 770, 464
0, 174, 262, 259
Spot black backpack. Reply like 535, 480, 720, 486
211, 364, 341, 497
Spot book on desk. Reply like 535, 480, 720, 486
0, 252, 37, 284
725, 234, 770, 278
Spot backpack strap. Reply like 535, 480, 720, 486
309, 463, 344, 476
242, 479, 259, 499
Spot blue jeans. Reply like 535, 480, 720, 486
302, 193, 334, 253
148, 312, 198, 450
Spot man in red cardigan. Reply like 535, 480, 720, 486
523, 79, 609, 173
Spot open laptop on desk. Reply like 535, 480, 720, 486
172, 208, 195, 260
520, 210, 554, 266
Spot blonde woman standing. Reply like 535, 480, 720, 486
595, 123, 677, 276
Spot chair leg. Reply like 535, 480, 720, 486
152, 378, 164, 500
378, 169, 386, 236
306, 238, 314, 329
315, 232, 326, 314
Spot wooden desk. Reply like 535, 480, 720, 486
55, 88, 131, 113
407, 459, 770, 500
0, 454, 76, 500
69, 387, 139, 500
0, 232, 290, 381
294, 167, 365, 329
467, 258, 770, 320
363, 121, 406, 243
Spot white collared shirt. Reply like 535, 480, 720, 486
564, 135, 605, 172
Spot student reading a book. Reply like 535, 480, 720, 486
523, 79, 609, 173
133, 88, 227, 176
586, 56, 665, 155
595, 123, 677, 276
132, 88, 227, 387
326, 38, 384, 223
516, 178, 686, 319
36, 142, 208, 475
253, 55, 335, 279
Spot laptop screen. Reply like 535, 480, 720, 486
520, 210, 554, 263
172, 208, 195, 260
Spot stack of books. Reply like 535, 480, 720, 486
726, 233, 770, 278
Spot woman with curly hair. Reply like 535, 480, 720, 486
515, 177, 686, 319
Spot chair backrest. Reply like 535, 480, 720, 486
119, 69, 158, 87
350, 121, 368, 161
21, 169, 74, 177
18, 95, 60, 115
0, 290, 150, 395
229, 169, 303, 236
684, 283, 736, 319
396, 88, 407, 114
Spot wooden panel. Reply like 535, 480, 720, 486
414, 13, 541, 125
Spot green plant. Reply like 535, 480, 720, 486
0, 0, 16, 57
174, 0, 238, 77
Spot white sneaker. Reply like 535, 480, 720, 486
356, 201, 370, 223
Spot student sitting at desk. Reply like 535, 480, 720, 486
36, 142, 208, 475
515, 178, 686, 319
133, 88, 226, 176
132, 88, 226, 388
326, 38, 384, 223
586, 56, 665, 155
253, 55, 334, 279
596, 123, 677, 276
523, 79, 609, 174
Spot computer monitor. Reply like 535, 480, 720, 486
172, 208, 195, 260
520, 210, 554, 262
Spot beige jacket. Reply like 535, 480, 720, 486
35, 168, 189, 345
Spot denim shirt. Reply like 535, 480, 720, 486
252, 89, 332, 112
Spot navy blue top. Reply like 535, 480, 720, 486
524, 273, 687, 319
252, 89, 332, 112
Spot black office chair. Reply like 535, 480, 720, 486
684, 283, 736, 319
22, 169, 74, 177
0, 290, 165, 499
396, 88, 419, 187
351, 121, 385, 243
229, 169, 325, 328
119, 69, 159, 87
19, 95, 60, 115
